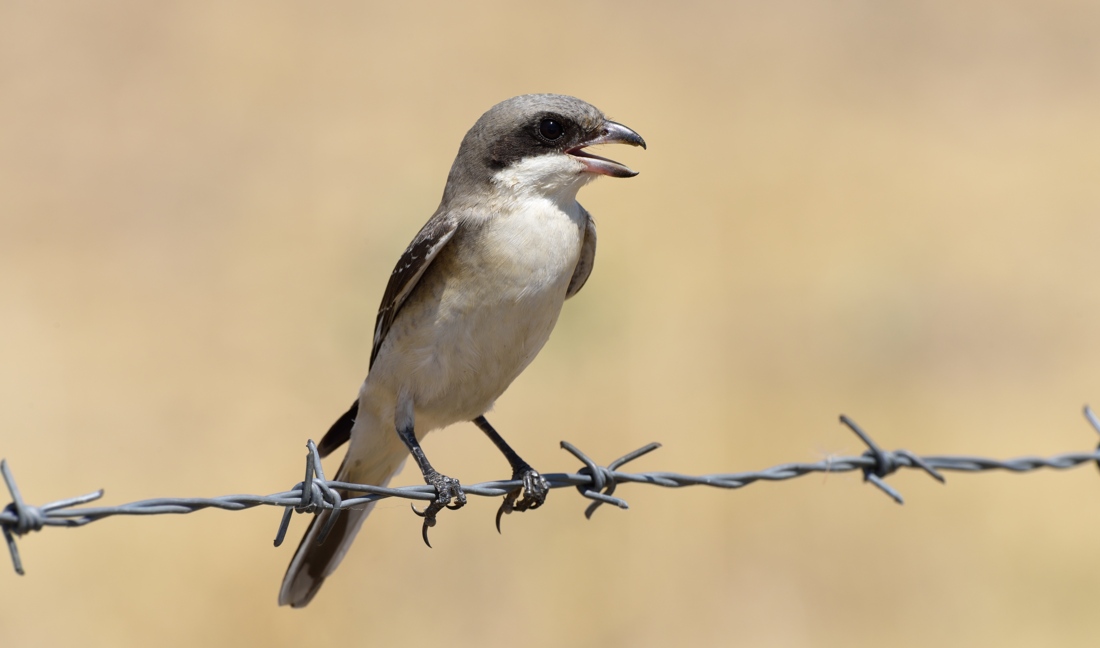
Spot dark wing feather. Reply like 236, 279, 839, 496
370, 212, 460, 367
317, 211, 460, 456
566, 208, 597, 299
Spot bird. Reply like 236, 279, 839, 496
278, 93, 645, 608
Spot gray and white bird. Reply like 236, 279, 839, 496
278, 94, 645, 608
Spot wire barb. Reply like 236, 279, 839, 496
4, 406, 1100, 575
560, 441, 663, 519
273, 440, 343, 548
839, 415, 946, 504
1, 459, 31, 575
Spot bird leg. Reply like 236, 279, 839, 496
473, 415, 550, 532
397, 423, 466, 548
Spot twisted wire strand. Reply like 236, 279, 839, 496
3, 407, 1100, 575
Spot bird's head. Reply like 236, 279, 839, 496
444, 94, 645, 204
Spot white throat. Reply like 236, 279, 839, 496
490, 153, 597, 206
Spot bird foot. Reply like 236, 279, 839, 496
411, 471, 466, 548
495, 467, 550, 533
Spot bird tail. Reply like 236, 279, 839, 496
278, 433, 407, 608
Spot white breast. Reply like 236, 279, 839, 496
367, 156, 593, 432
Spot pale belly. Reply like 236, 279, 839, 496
364, 202, 586, 433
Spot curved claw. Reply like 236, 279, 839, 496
421, 516, 434, 548
410, 501, 442, 547
495, 469, 550, 533
410, 471, 465, 547
495, 491, 517, 534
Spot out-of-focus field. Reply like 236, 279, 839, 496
2, 2, 1099, 646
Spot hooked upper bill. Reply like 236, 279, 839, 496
567, 120, 646, 178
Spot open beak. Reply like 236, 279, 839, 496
567, 120, 646, 178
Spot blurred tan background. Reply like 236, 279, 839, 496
2, 1, 1099, 646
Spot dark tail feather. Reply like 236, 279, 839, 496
278, 503, 369, 607
278, 442, 406, 607
317, 400, 358, 458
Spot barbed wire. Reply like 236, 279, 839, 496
4, 407, 1100, 576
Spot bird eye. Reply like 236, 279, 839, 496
538, 118, 564, 141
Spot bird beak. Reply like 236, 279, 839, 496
567, 120, 646, 178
